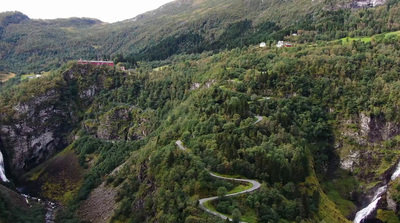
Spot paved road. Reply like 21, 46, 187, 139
198, 172, 261, 223
176, 115, 263, 222
175, 140, 186, 150
254, 115, 263, 124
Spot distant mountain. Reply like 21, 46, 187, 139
0, 0, 399, 73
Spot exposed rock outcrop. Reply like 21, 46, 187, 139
340, 113, 400, 173
0, 89, 72, 178
341, 113, 400, 145
96, 107, 132, 140
0, 64, 121, 178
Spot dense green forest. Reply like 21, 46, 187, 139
1, 0, 400, 73
1, 27, 400, 222
1, 0, 400, 222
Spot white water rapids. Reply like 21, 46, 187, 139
354, 162, 400, 223
1, 150, 56, 222
21, 194, 57, 223
0, 151, 9, 182
391, 162, 400, 181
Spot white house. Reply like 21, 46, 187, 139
276, 41, 292, 48
259, 42, 267, 48
276, 41, 284, 47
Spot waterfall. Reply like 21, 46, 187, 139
0, 151, 9, 182
354, 197, 382, 223
354, 162, 400, 223
353, 185, 387, 223
391, 162, 400, 181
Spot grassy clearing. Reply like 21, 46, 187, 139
21, 71, 52, 81
317, 191, 352, 223
230, 78, 243, 84
325, 190, 356, 217
21, 73, 40, 80
340, 31, 400, 43
227, 183, 252, 194
153, 65, 169, 71
204, 200, 217, 212
341, 36, 372, 43
0, 72, 16, 82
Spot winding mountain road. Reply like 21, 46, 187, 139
175, 140, 186, 150
254, 116, 263, 124
175, 115, 263, 222
198, 173, 261, 223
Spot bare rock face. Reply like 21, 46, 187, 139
96, 107, 132, 140
81, 106, 150, 141
386, 191, 397, 211
340, 150, 360, 171
366, 114, 400, 143
0, 64, 118, 179
339, 113, 400, 178
341, 113, 400, 145
0, 89, 71, 178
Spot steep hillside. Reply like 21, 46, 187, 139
0, 184, 44, 222
1, 0, 400, 222
1, 29, 400, 222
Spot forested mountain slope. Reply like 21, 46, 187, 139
1, 0, 400, 73
1, 29, 400, 222
1, 0, 400, 222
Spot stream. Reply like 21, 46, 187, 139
21, 193, 57, 223
1, 150, 56, 223
354, 161, 400, 223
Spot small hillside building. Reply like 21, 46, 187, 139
276, 41, 292, 48
259, 42, 267, 48
276, 41, 284, 47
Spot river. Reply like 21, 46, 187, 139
21, 193, 57, 223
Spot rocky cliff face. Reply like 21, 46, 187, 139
339, 112, 400, 182
0, 88, 73, 178
337, 112, 400, 219
340, 113, 400, 148
0, 64, 121, 179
